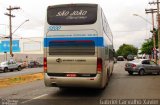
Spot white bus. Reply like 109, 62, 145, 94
44, 4, 114, 89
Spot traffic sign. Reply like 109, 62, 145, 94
0, 40, 20, 52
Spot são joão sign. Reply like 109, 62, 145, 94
47, 4, 97, 25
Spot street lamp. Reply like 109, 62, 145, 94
0, 20, 29, 39
133, 14, 152, 24
10, 19, 29, 57
133, 13, 157, 62
1, 19, 29, 57
12, 19, 29, 35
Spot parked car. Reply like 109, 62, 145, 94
117, 56, 125, 61
125, 59, 160, 75
28, 61, 42, 68
127, 54, 134, 61
0, 60, 22, 72
18, 61, 28, 68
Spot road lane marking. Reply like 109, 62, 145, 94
33, 94, 48, 99
21, 94, 48, 104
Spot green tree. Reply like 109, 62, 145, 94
116, 44, 138, 58
150, 28, 158, 48
140, 28, 158, 55
140, 39, 153, 55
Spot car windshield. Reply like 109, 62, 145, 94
1, 62, 8, 65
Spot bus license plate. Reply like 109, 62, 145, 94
66, 74, 77, 77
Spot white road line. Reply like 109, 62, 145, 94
21, 94, 48, 104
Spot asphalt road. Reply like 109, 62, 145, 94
0, 67, 43, 79
0, 61, 160, 105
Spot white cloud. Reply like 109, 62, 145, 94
0, 0, 156, 50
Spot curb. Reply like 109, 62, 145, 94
0, 73, 44, 88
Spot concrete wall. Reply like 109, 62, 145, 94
0, 37, 43, 63
0, 37, 43, 54
0, 53, 43, 63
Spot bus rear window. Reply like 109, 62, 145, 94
47, 4, 97, 25
49, 40, 95, 55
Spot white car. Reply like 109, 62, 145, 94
0, 60, 22, 72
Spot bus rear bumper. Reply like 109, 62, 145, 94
44, 73, 103, 88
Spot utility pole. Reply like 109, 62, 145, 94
145, 8, 157, 63
149, 0, 160, 64
157, 0, 160, 64
4, 6, 20, 57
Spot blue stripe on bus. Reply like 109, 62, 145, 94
44, 37, 104, 47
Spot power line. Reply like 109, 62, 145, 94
12, 34, 42, 43
0, 33, 42, 43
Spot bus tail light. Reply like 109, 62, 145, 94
97, 58, 102, 73
44, 57, 47, 72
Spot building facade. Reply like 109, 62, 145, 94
0, 37, 43, 63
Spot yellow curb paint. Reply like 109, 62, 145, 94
0, 73, 44, 88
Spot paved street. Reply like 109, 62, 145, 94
0, 61, 160, 105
